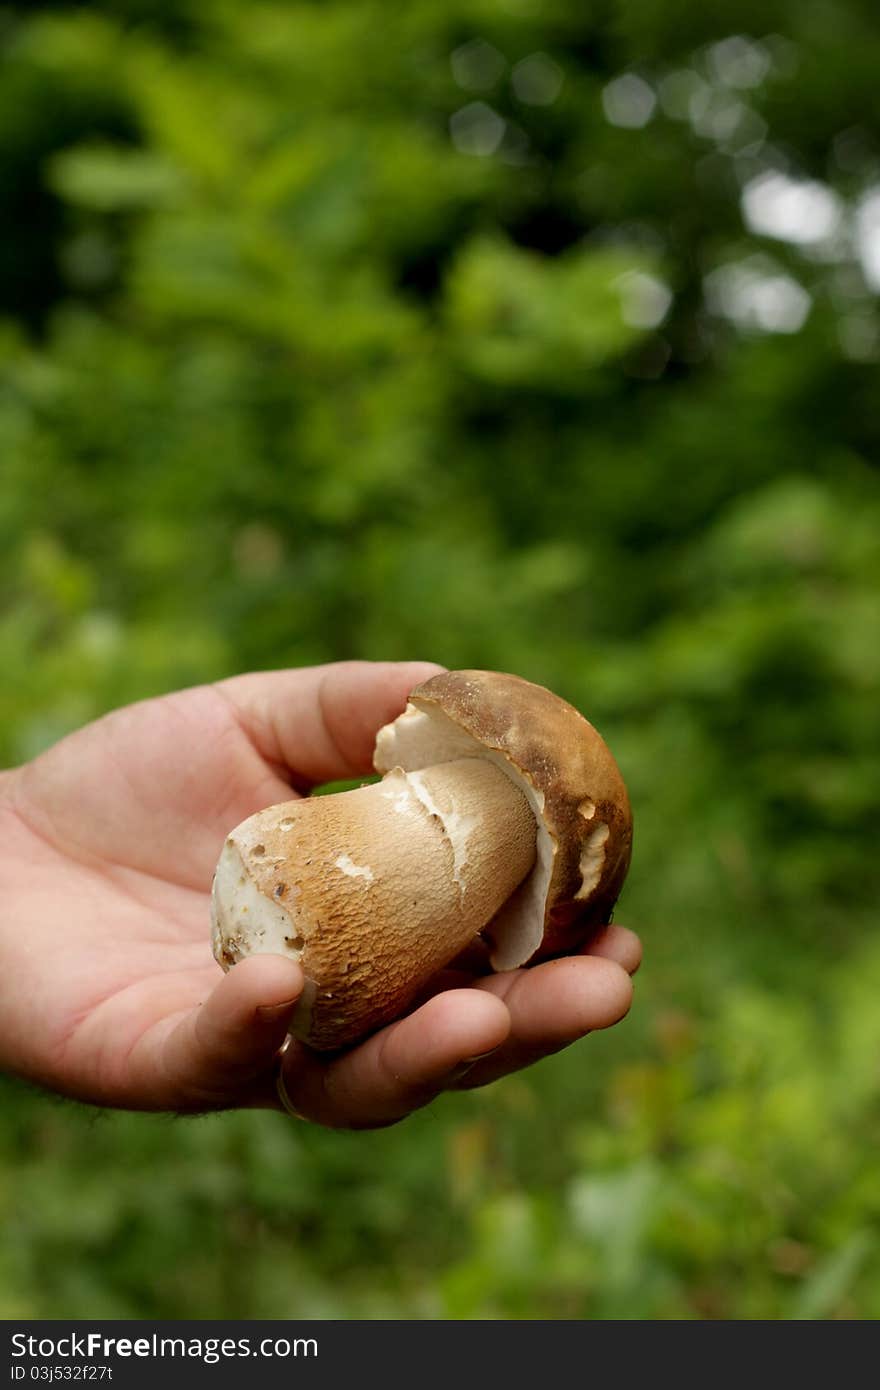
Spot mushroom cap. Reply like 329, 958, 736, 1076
373, 669, 633, 970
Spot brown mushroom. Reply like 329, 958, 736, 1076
210, 669, 632, 1050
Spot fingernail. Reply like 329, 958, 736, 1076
257, 998, 300, 1024
447, 1048, 499, 1081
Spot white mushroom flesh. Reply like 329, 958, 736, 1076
211, 844, 305, 962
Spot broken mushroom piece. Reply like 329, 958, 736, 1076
376, 670, 633, 971
210, 669, 632, 1051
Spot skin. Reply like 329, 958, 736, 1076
0, 661, 641, 1129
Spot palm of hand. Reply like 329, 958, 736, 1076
0, 664, 639, 1126
3, 683, 296, 1110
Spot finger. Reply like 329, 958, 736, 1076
129, 955, 305, 1111
277, 988, 510, 1129
412, 926, 642, 1006
581, 924, 643, 975
456, 955, 634, 1089
215, 660, 446, 790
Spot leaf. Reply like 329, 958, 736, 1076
48, 144, 187, 211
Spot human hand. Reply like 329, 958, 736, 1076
0, 661, 640, 1126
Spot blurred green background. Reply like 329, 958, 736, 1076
2, 0, 880, 1319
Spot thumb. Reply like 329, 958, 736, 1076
131, 955, 304, 1111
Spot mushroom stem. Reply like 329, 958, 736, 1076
211, 758, 537, 1049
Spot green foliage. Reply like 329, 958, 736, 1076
1, 0, 879, 1319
